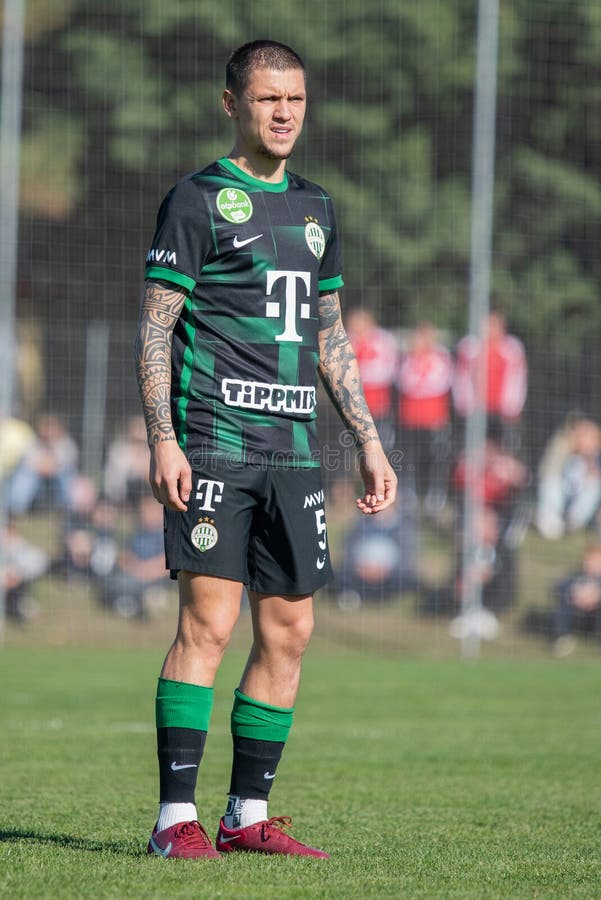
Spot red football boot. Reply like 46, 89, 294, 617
147, 820, 221, 859
216, 816, 329, 858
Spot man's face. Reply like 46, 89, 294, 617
224, 66, 306, 162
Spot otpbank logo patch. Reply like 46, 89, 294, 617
216, 188, 253, 224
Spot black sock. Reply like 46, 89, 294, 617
229, 736, 285, 800
157, 727, 207, 803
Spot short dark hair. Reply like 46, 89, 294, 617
226, 40, 305, 95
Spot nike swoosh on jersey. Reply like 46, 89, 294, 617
263, 771, 276, 779
233, 233, 263, 248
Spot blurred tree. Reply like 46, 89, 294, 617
16, 0, 601, 349
20, 112, 84, 218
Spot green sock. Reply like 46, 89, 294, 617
156, 677, 214, 730
226, 689, 294, 822
155, 678, 214, 805
230, 688, 294, 743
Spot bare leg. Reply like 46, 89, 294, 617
151, 574, 242, 853
216, 591, 330, 855
161, 573, 243, 686
239, 591, 315, 707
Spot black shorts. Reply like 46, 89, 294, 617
164, 461, 332, 595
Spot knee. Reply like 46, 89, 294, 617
273, 611, 315, 660
294, 612, 315, 653
178, 607, 237, 657
203, 619, 236, 655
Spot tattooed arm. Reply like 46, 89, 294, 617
134, 279, 192, 511
318, 291, 397, 514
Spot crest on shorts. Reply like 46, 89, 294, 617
304, 217, 325, 259
216, 187, 253, 224
191, 517, 219, 553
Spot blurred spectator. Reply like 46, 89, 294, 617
551, 543, 601, 657
54, 477, 120, 582
453, 421, 529, 527
104, 416, 151, 504
101, 493, 168, 618
536, 416, 601, 540
397, 322, 454, 514
64, 474, 101, 526
7, 413, 78, 514
1, 518, 49, 623
15, 319, 44, 422
333, 500, 418, 609
454, 310, 527, 452
453, 506, 515, 636
345, 308, 399, 453
0, 413, 36, 488
421, 506, 517, 628
421, 424, 529, 628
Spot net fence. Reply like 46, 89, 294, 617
3, 0, 600, 658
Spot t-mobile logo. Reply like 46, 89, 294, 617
265, 270, 311, 342
196, 478, 224, 512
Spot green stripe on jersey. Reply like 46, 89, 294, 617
176, 295, 196, 450
318, 274, 344, 292
217, 157, 289, 193
145, 266, 196, 293
214, 408, 246, 456
209, 313, 286, 345
192, 338, 216, 397
277, 342, 301, 387
292, 420, 312, 461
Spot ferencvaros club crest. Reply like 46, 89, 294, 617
191, 518, 219, 553
304, 217, 325, 259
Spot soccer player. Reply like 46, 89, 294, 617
135, 40, 397, 860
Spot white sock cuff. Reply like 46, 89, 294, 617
224, 795, 268, 829
156, 801, 198, 832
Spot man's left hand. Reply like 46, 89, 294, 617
356, 440, 398, 515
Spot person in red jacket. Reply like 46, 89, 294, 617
454, 310, 527, 452
397, 322, 454, 514
345, 307, 399, 454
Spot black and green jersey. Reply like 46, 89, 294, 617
145, 157, 344, 467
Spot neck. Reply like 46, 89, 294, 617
227, 148, 287, 183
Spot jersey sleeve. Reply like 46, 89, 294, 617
318, 196, 344, 293
144, 178, 211, 293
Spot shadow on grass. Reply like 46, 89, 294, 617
0, 827, 143, 858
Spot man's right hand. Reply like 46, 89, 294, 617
149, 440, 192, 511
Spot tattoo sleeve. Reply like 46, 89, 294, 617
134, 279, 187, 446
317, 292, 380, 447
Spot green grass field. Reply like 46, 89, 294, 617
1, 645, 600, 898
